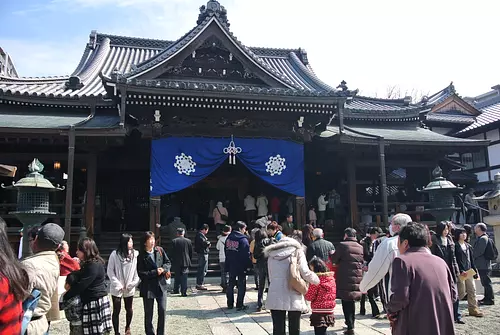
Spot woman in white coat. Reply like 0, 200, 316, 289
256, 193, 269, 218
265, 237, 319, 335
107, 233, 140, 335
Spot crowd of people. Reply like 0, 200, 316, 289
0, 208, 498, 335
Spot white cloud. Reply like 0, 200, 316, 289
4, 0, 500, 97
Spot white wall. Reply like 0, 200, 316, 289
488, 143, 500, 166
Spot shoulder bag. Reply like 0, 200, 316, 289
289, 249, 308, 295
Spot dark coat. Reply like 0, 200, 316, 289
454, 242, 477, 274
330, 237, 364, 301
387, 247, 456, 335
225, 231, 251, 275
360, 237, 375, 264
473, 234, 492, 270
194, 231, 210, 254
137, 246, 171, 298
64, 261, 107, 305
306, 237, 335, 262
170, 236, 193, 270
430, 234, 460, 283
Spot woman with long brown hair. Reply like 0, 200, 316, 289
0, 217, 29, 335
63, 237, 112, 335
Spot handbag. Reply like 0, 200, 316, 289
216, 207, 229, 222
288, 249, 308, 295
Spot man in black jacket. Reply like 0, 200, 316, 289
306, 228, 335, 262
171, 228, 193, 296
195, 224, 211, 290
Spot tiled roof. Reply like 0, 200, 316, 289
0, 15, 334, 100
320, 125, 488, 147
0, 104, 120, 129
341, 96, 427, 121
457, 94, 500, 135
425, 111, 476, 125
421, 82, 456, 106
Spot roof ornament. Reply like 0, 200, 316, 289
197, 0, 230, 27
449, 81, 456, 94
337, 80, 348, 92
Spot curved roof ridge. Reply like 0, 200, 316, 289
353, 95, 412, 105
73, 37, 111, 84
288, 52, 333, 91
70, 44, 94, 76
97, 33, 173, 49
124, 16, 212, 78
0, 74, 68, 82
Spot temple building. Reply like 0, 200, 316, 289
0, 1, 489, 250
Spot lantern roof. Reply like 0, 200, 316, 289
419, 166, 463, 192
1, 159, 63, 190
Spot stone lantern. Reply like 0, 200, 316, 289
1, 159, 63, 257
419, 166, 463, 224
473, 172, 500, 263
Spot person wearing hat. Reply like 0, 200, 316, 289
21, 223, 65, 335
170, 228, 193, 297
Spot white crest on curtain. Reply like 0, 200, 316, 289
265, 155, 286, 176
174, 153, 197, 175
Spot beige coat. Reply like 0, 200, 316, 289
264, 238, 319, 311
22, 251, 60, 335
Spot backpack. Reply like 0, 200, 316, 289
21, 289, 41, 335
484, 238, 499, 261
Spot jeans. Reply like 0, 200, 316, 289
270, 310, 301, 335
143, 295, 166, 335
253, 263, 260, 289
342, 300, 356, 330
453, 291, 462, 321
174, 267, 189, 295
478, 269, 494, 301
220, 262, 228, 288
257, 262, 268, 308
111, 295, 134, 333
360, 286, 380, 316
227, 273, 246, 308
197, 253, 208, 286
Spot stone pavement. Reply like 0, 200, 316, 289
49, 276, 500, 335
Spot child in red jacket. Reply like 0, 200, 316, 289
305, 256, 336, 335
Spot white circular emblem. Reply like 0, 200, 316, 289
265, 154, 286, 176
174, 153, 197, 176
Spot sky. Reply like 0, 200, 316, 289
0, 0, 499, 98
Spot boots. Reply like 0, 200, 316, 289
469, 307, 484, 317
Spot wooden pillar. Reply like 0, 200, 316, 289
150, 196, 161, 242
347, 157, 359, 228
295, 196, 306, 229
64, 126, 76, 244
378, 139, 389, 227
84, 153, 97, 237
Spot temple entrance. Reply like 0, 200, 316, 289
159, 159, 293, 230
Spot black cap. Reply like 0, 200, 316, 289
37, 223, 65, 247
